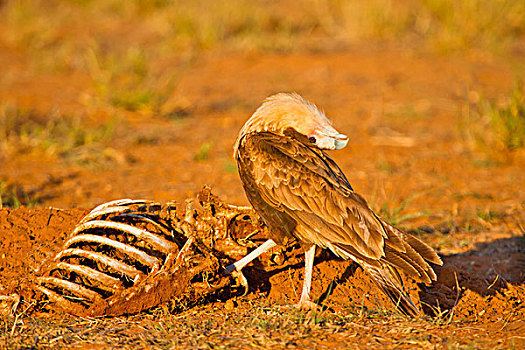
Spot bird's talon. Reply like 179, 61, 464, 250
231, 270, 249, 296
294, 300, 320, 310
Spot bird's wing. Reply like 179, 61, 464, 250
241, 132, 441, 283
242, 132, 393, 260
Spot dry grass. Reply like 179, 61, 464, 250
348, 0, 525, 54
3, 0, 523, 58
0, 104, 121, 167
2, 0, 524, 84
1, 297, 518, 349
376, 195, 428, 226
461, 83, 525, 164
0, 181, 39, 209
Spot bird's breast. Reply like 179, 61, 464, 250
236, 147, 297, 245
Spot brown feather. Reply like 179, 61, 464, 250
405, 233, 443, 266
383, 246, 422, 280
381, 221, 406, 253
363, 263, 420, 317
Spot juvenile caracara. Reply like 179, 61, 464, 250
226, 93, 442, 315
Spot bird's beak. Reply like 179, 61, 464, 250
316, 125, 349, 150
333, 133, 349, 149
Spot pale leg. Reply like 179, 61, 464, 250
296, 245, 318, 309
224, 239, 277, 274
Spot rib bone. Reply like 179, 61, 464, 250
114, 213, 179, 241
89, 199, 154, 214
56, 248, 144, 280
37, 277, 102, 301
55, 262, 123, 292
33, 285, 88, 315
80, 206, 133, 224
70, 221, 177, 253
64, 234, 159, 268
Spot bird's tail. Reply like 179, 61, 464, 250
363, 263, 420, 316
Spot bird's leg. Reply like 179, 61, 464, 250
224, 239, 277, 273
296, 245, 319, 309
224, 239, 277, 294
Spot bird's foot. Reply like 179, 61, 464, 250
230, 270, 249, 296
294, 299, 319, 310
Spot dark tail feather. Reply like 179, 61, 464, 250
364, 263, 420, 317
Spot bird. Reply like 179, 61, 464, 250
225, 92, 442, 315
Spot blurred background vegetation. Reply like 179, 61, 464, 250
1, 0, 523, 121
1, 0, 524, 115
0, 0, 524, 207
3, 0, 525, 58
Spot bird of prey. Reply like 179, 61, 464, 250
225, 93, 442, 315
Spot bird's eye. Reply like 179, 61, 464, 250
308, 136, 316, 143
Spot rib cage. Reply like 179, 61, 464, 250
31, 188, 265, 317
34, 199, 186, 315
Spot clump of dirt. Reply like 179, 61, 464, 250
0, 207, 86, 294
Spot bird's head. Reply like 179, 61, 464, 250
234, 93, 348, 156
